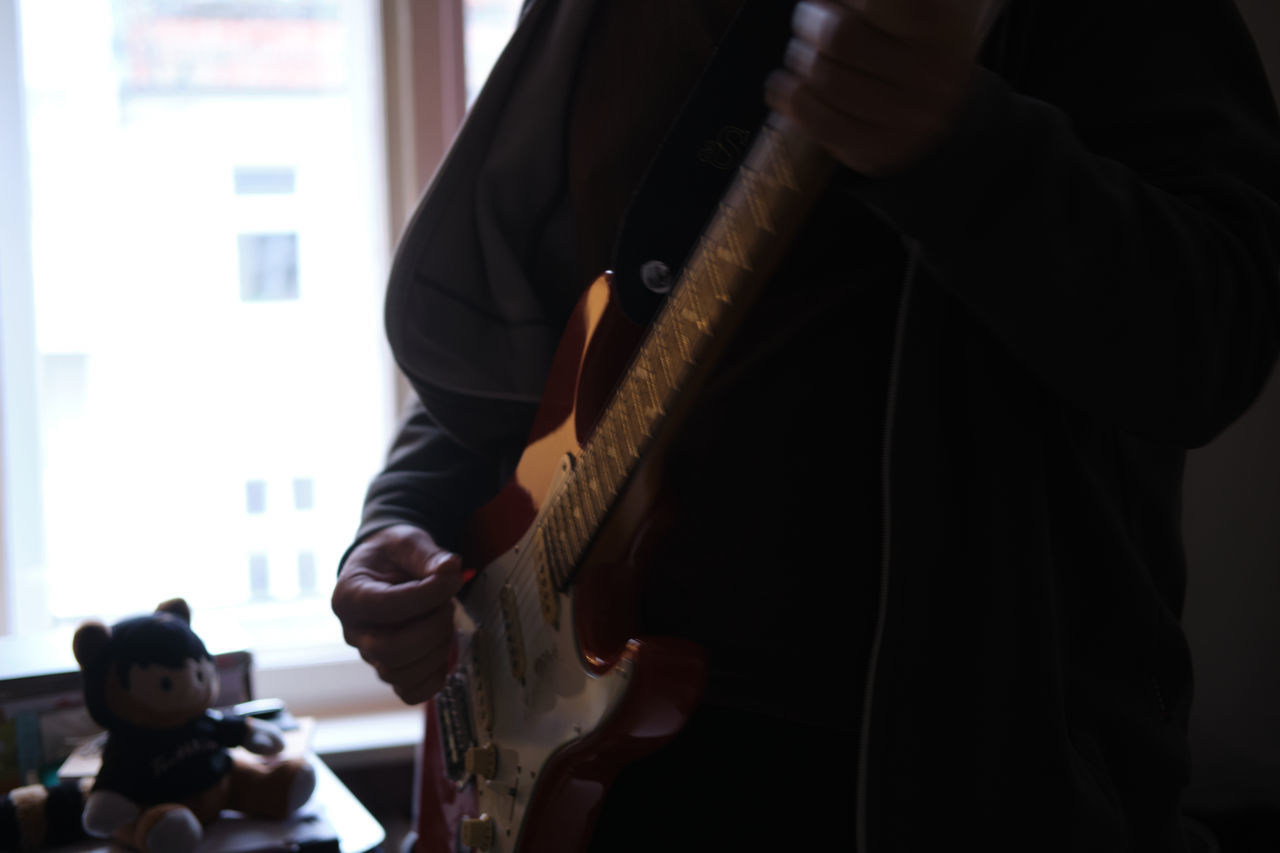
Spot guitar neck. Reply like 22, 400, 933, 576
540, 115, 834, 590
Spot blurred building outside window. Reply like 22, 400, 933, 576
1, 0, 524, 713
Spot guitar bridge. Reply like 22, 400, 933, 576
435, 670, 478, 785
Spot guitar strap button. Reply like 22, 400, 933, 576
640, 260, 673, 294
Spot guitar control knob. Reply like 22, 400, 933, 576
460, 814, 495, 851
465, 743, 498, 780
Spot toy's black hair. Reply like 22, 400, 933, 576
108, 614, 212, 688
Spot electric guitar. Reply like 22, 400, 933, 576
415, 114, 832, 853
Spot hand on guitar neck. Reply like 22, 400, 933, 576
766, 0, 1000, 177
332, 524, 462, 704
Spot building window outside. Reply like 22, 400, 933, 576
297, 551, 317, 597
234, 166, 296, 196
249, 553, 270, 600
238, 232, 300, 301
245, 480, 267, 515
292, 477, 315, 511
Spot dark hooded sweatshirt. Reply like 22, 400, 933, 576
348, 0, 1280, 849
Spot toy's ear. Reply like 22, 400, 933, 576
72, 622, 111, 669
156, 598, 191, 624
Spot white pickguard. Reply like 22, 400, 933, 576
442, 460, 632, 853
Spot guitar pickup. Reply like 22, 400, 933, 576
499, 583, 527, 683
533, 530, 560, 629
436, 671, 478, 785
469, 633, 493, 736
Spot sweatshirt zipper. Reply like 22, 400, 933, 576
856, 241, 919, 853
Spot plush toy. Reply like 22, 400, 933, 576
72, 599, 315, 853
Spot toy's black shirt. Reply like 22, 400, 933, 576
93, 711, 247, 805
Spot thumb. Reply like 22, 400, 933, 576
385, 525, 463, 581
334, 525, 465, 624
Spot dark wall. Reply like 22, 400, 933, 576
1180, 0, 1280, 809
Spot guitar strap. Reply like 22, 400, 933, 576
608, 0, 800, 324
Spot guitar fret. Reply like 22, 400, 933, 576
547, 499, 573, 558
640, 346, 671, 408
599, 422, 624, 489
543, 505, 571, 585
554, 497, 576, 553
556, 496, 580, 557
612, 408, 637, 462
564, 477, 594, 556
605, 402, 636, 465
577, 463, 608, 532
623, 404, 648, 458
585, 462, 614, 519
710, 208, 752, 274
594, 415, 626, 489
615, 378, 645, 445
671, 322, 695, 364
699, 246, 731, 303
559, 504, 583, 572
759, 127, 800, 192
654, 340, 678, 402
633, 363, 662, 428
609, 439, 630, 489
683, 285, 717, 340
570, 459, 594, 533
645, 313, 679, 366
637, 370, 662, 428
735, 164, 776, 234
579, 445, 606, 503
747, 182, 777, 234
604, 385, 631, 461
677, 303, 705, 336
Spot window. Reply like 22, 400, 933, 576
1, 0, 525, 716
463, 0, 523, 104
293, 477, 315, 511
245, 480, 268, 515
297, 550, 318, 596
249, 553, 271, 600
234, 166, 297, 196
1, 0, 392, 680
238, 232, 300, 301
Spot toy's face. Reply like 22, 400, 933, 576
105, 656, 218, 729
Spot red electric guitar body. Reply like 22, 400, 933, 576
415, 117, 832, 853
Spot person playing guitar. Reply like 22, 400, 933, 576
333, 0, 1280, 850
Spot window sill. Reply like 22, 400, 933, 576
311, 707, 423, 771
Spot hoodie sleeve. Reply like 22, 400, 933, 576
340, 390, 534, 570
856, 0, 1280, 448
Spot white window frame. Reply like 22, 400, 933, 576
0, 0, 46, 640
